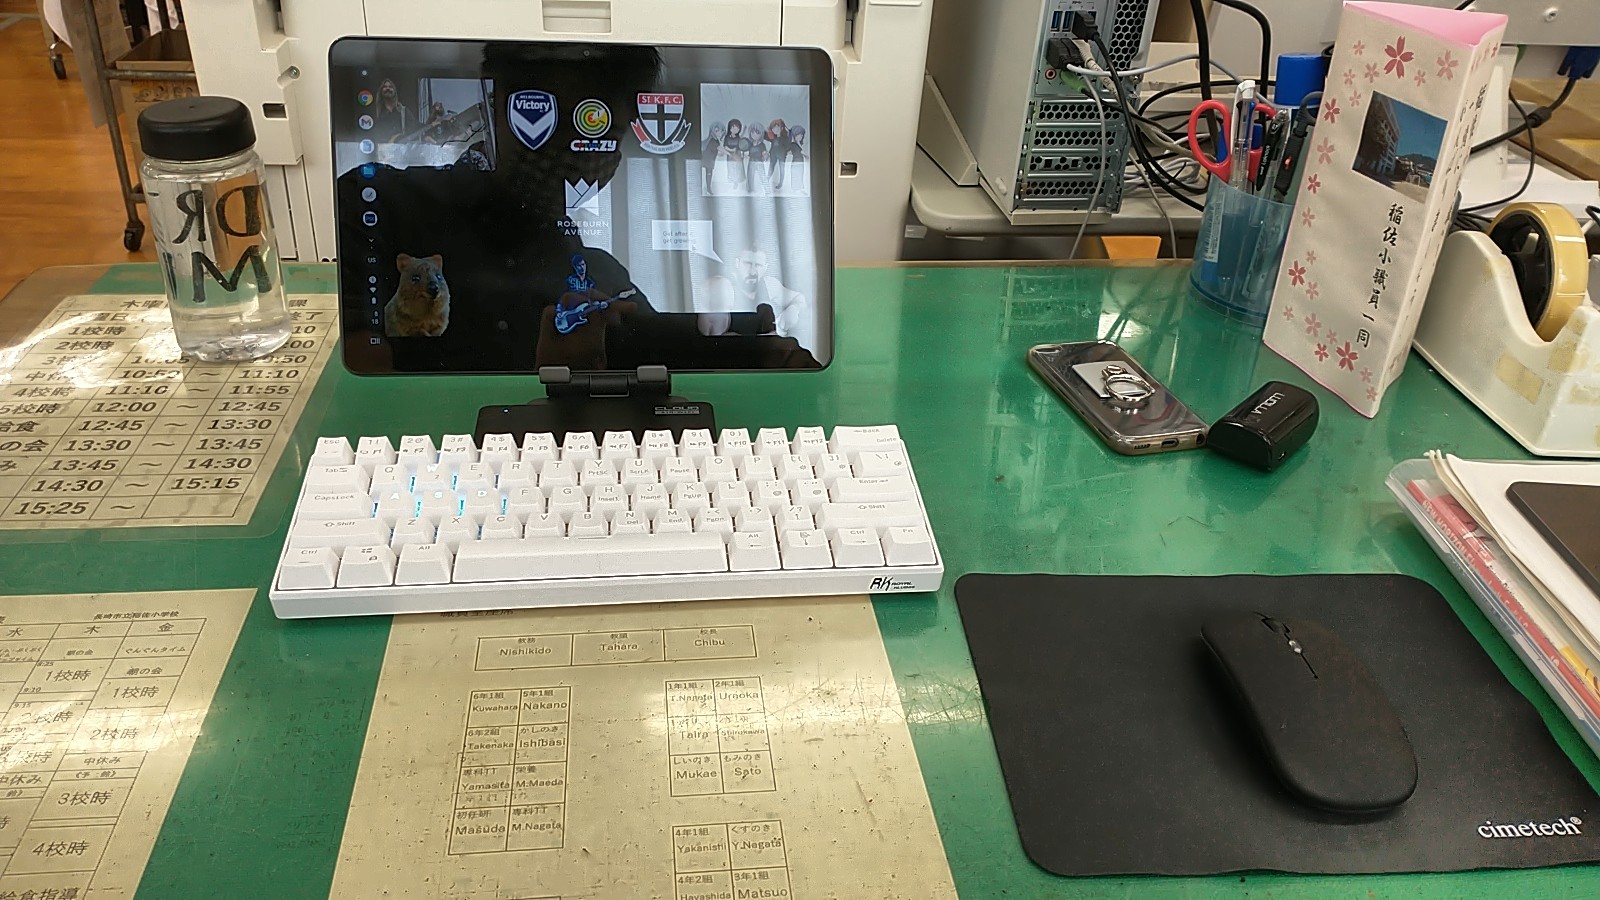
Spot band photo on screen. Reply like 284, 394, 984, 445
699, 83, 810, 197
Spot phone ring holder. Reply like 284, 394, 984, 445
1102, 365, 1154, 408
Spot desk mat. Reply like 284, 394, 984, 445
955, 573, 1600, 875
0, 293, 337, 531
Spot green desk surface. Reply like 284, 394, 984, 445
2, 262, 1597, 897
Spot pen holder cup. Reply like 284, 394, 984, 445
1189, 179, 1295, 325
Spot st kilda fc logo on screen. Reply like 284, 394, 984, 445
632, 92, 691, 154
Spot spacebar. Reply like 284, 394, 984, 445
453, 535, 729, 583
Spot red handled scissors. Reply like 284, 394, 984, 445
1186, 98, 1277, 183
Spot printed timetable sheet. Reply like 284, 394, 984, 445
0, 590, 251, 898
0, 293, 338, 530
334, 597, 957, 900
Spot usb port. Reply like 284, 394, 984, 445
1161, 438, 1179, 448
1051, 11, 1063, 30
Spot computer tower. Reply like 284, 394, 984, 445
925, 0, 1160, 223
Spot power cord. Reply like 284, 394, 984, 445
1070, 84, 1110, 260
1462, 94, 1537, 214
1212, 0, 1272, 86
1471, 75, 1579, 154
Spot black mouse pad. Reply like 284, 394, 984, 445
955, 573, 1600, 875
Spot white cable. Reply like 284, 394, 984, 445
1064, 54, 1240, 82
1069, 81, 1109, 261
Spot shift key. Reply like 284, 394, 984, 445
815, 500, 924, 531
287, 517, 390, 551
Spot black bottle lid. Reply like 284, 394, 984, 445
137, 96, 256, 162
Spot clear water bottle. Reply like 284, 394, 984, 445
138, 97, 291, 361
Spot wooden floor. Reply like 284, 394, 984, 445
0, 6, 156, 301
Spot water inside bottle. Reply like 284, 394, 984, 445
147, 177, 291, 362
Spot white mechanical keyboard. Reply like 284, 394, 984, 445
269, 425, 943, 618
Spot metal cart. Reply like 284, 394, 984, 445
75, 0, 193, 251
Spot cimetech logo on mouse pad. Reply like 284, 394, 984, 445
508, 90, 558, 151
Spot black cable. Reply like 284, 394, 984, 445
1586, 205, 1600, 231
1463, 95, 1536, 213
1186, 0, 1213, 101
1454, 0, 1475, 9
1089, 31, 1206, 211
1213, 0, 1272, 85
1471, 75, 1579, 154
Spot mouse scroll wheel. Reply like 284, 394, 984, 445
1258, 616, 1289, 636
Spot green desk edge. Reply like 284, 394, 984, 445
1, 262, 1596, 898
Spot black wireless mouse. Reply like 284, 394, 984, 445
1201, 612, 1418, 814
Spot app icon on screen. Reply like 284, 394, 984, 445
359, 139, 375, 154
361, 187, 378, 202
362, 211, 379, 227
359, 163, 376, 179
508, 90, 558, 151
357, 89, 375, 107
358, 115, 374, 130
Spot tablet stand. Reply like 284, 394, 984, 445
474, 365, 716, 441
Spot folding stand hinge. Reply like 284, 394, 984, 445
539, 365, 673, 401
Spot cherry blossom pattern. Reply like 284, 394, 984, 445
1336, 341, 1359, 370
1300, 207, 1317, 228
1315, 343, 1330, 363
1305, 249, 1318, 265
1325, 328, 1338, 343
1343, 69, 1357, 86
1437, 51, 1458, 80
1304, 312, 1322, 336
1323, 96, 1342, 123
1385, 37, 1414, 78
1349, 88, 1364, 109
1414, 69, 1427, 87
1365, 62, 1381, 83
1306, 281, 1321, 301
1360, 366, 1373, 384
1316, 137, 1336, 164
1283, 304, 1297, 321
1366, 386, 1379, 402
1305, 173, 1322, 194
1288, 261, 1307, 286
1353, 40, 1367, 56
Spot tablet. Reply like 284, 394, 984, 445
328, 38, 833, 375
1506, 481, 1600, 598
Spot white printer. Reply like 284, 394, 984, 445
182, 0, 930, 263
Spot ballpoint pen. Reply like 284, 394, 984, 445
1256, 110, 1291, 195
1228, 80, 1257, 190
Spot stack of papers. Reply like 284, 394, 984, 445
1387, 454, 1600, 759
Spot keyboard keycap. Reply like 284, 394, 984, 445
790, 479, 829, 512
457, 463, 496, 493
568, 511, 609, 538
312, 436, 354, 467
714, 482, 751, 510
882, 524, 936, 565
729, 531, 781, 571
611, 511, 649, 535
694, 508, 734, 536
305, 464, 369, 492
679, 429, 713, 463
497, 461, 536, 489
479, 433, 518, 468
780, 529, 833, 569
370, 464, 409, 493
355, 436, 397, 469
525, 513, 566, 537
661, 459, 697, 489
734, 505, 776, 534
828, 425, 901, 455
755, 427, 790, 459
299, 489, 372, 521
631, 484, 668, 518
417, 489, 457, 518
391, 516, 436, 547
829, 475, 917, 503
850, 450, 909, 477
672, 484, 710, 518
453, 533, 727, 582
581, 459, 618, 486
701, 455, 738, 484
336, 544, 397, 587
482, 514, 523, 541
437, 515, 481, 552
792, 426, 827, 461
505, 486, 544, 518
777, 506, 814, 532
278, 547, 339, 590
829, 527, 886, 568
590, 484, 628, 516
621, 459, 658, 486
815, 454, 851, 484
439, 434, 478, 465
395, 543, 453, 585
547, 486, 587, 517
521, 433, 558, 465
562, 432, 598, 462
653, 509, 692, 534
397, 435, 437, 468
374, 490, 414, 525
289, 517, 389, 551
601, 431, 637, 463
540, 461, 578, 488
641, 430, 675, 464
740, 457, 776, 486
816, 500, 925, 531
718, 428, 752, 460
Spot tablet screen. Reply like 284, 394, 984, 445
329, 39, 833, 374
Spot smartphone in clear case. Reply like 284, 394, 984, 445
1027, 340, 1208, 455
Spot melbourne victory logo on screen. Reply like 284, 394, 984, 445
632, 92, 691, 154
508, 90, 558, 151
